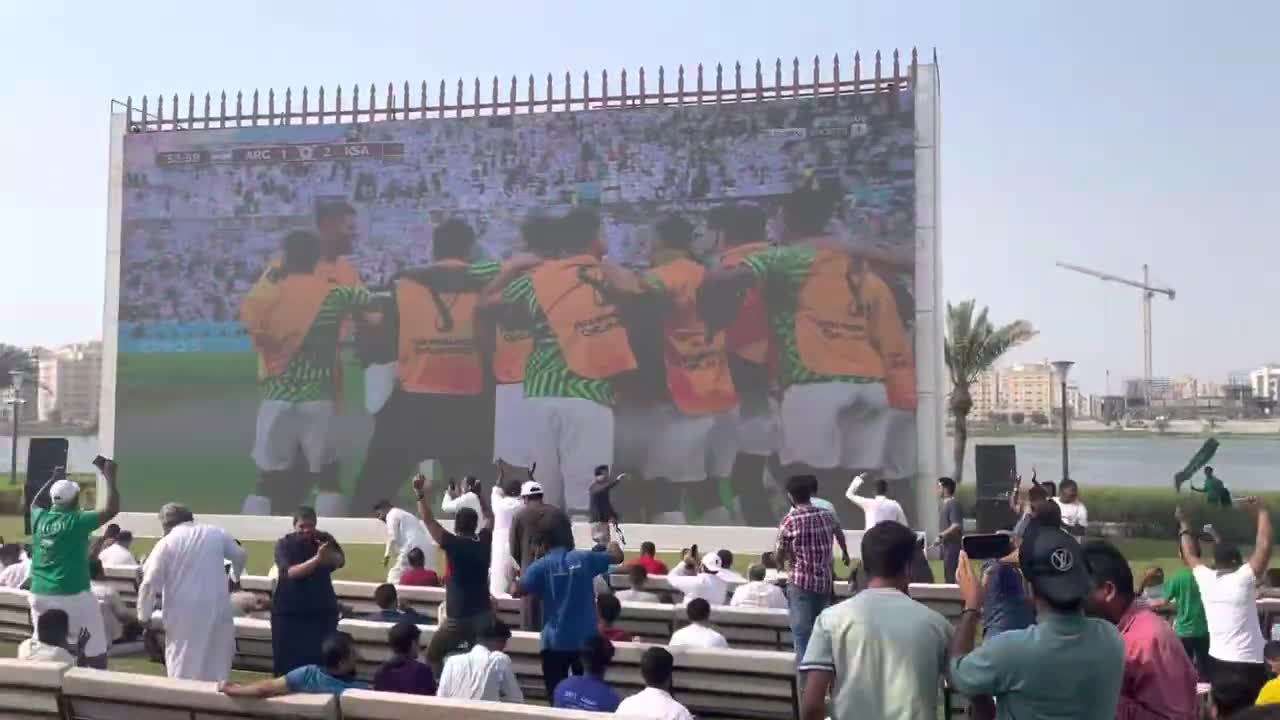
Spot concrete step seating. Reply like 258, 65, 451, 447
145, 614, 798, 720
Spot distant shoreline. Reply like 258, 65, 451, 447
960, 427, 1280, 441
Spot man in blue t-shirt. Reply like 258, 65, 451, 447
515, 514, 623, 698
218, 631, 368, 697
554, 636, 622, 712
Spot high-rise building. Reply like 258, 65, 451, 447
35, 342, 102, 425
1250, 364, 1280, 402
998, 362, 1058, 417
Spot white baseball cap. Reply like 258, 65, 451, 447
49, 479, 80, 506
701, 553, 723, 573
520, 481, 544, 498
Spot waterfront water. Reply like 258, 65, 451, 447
1, 432, 1277, 491
957, 434, 1280, 490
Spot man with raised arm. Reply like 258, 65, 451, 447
28, 456, 120, 669
411, 472, 496, 676
1177, 498, 1273, 701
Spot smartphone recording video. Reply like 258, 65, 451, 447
962, 533, 1013, 561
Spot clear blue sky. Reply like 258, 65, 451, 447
1, 0, 1276, 394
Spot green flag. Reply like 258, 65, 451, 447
1174, 438, 1219, 492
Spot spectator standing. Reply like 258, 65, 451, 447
28, 459, 121, 669
630, 542, 670, 576
97, 531, 138, 566
220, 632, 368, 697
516, 513, 624, 697
436, 621, 524, 702
89, 558, 140, 645
617, 564, 663, 604
932, 477, 963, 583
589, 466, 622, 546
597, 595, 634, 642
441, 476, 483, 517
364, 584, 425, 624
412, 473, 496, 676
397, 548, 440, 587
270, 506, 345, 676
0, 544, 30, 589
88, 523, 121, 561
670, 599, 729, 649
667, 551, 731, 606
489, 468, 524, 598
373, 500, 435, 585
980, 538, 1034, 639
1178, 499, 1273, 700
554, 636, 622, 712
1084, 539, 1199, 719
137, 503, 249, 681
1054, 479, 1088, 536
615, 647, 694, 720
509, 479, 571, 629
844, 474, 908, 528
1255, 642, 1280, 705
949, 524, 1124, 720
731, 564, 789, 610
799, 521, 953, 720
775, 475, 840, 669
804, 476, 852, 568
18, 610, 89, 665
1150, 543, 1212, 679
373, 622, 436, 696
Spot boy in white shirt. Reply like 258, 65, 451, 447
730, 564, 788, 610
616, 564, 664, 604
1053, 479, 1088, 536
845, 474, 908, 528
97, 531, 139, 566
18, 609, 89, 666
669, 598, 728, 649
0, 544, 29, 589
616, 647, 694, 720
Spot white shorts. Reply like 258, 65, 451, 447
779, 382, 890, 470
615, 404, 736, 483
880, 408, 917, 479
30, 590, 109, 658
493, 383, 535, 467
526, 397, 614, 513
251, 400, 337, 473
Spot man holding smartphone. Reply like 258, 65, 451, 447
28, 455, 121, 669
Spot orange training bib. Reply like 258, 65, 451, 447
396, 270, 484, 396
650, 258, 737, 416
528, 255, 637, 381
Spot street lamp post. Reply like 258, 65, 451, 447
7, 368, 25, 488
1052, 361, 1075, 481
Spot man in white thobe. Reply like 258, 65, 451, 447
374, 500, 435, 584
137, 503, 247, 682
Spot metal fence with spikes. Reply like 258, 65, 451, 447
119, 50, 925, 133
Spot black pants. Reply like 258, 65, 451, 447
351, 389, 493, 514
425, 612, 494, 677
1209, 657, 1269, 702
272, 611, 339, 676
540, 650, 583, 698
1180, 635, 1210, 680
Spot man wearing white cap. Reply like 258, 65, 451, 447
667, 549, 731, 606
137, 503, 247, 682
28, 457, 121, 668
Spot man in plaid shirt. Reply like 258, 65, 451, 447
776, 474, 843, 670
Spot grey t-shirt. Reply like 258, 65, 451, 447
939, 497, 963, 547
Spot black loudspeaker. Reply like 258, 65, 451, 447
974, 444, 1018, 533
23, 438, 69, 534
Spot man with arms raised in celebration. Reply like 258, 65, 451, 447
28, 457, 120, 669
240, 229, 372, 516
704, 185, 915, 522
482, 208, 646, 514
351, 218, 499, 512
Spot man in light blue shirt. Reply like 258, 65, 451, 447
948, 523, 1124, 719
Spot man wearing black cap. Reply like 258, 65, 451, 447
948, 522, 1124, 719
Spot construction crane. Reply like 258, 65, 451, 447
1056, 262, 1176, 409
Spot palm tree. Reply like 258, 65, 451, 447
945, 301, 1036, 483
0, 345, 36, 390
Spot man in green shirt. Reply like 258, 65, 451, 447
29, 457, 121, 668
1149, 545, 1211, 679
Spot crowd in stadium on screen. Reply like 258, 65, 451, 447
119, 94, 913, 325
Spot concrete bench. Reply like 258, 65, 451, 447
340, 688, 647, 719
0, 659, 68, 718
60, 668, 338, 719
338, 619, 796, 720
100, 565, 142, 609
0, 589, 32, 642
